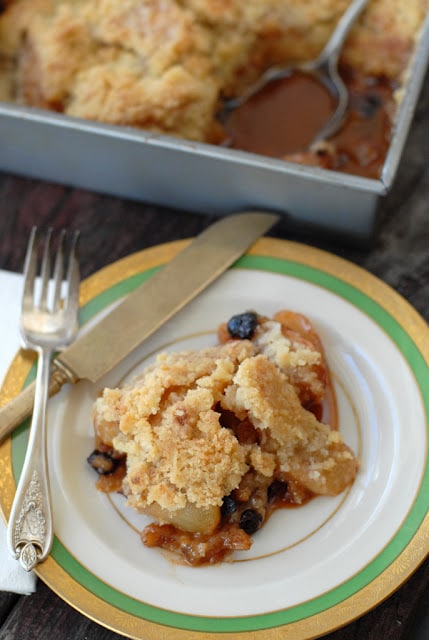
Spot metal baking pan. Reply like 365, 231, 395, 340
1, 15, 428, 239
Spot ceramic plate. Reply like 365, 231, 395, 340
1, 237, 428, 640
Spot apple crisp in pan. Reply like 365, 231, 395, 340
88, 311, 359, 566
0, 1, 427, 177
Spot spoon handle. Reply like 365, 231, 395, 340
318, 0, 370, 67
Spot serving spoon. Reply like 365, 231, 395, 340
221, 0, 370, 149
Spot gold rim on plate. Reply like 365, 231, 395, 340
0, 237, 428, 639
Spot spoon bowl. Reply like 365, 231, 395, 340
222, 0, 370, 150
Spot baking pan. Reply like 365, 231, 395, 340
0, 14, 428, 239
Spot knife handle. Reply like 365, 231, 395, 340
0, 365, 71, 441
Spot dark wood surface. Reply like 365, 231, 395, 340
0, 74, 428, 639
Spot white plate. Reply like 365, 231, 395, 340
1, 238, 428, 640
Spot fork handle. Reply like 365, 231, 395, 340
7, 347, 54, 571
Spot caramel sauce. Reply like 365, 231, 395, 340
142, 522, 252, 566
327, 76, 394, 177
224, 71, 335, 156
95, 462, 126, 493
222, 68, 396, 178
311, 372, 338, 429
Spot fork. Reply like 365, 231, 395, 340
7, 227, 80, 571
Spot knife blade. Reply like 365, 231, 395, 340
0, 211, 279, 439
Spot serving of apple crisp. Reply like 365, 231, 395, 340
88, 311, 359, 565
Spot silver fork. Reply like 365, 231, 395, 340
7, 227, 80, 571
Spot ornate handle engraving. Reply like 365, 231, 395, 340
12, 470, 47, 571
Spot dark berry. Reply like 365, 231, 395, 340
268, 480, 289, 502
239, 509, 263, 535
227, 312, 258, 339
358, 93, 382, 119
87, 450, 119, 475
221, 495, 237, 517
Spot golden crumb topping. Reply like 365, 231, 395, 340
94, 341, 254, 511
224, 354, 358, 495
93, 314, 358, 518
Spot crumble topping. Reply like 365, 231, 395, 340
224, 354, 357, 495
92, 313, 358, 526
103, 341, 254, 512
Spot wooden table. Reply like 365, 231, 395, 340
0, 76, 428, 639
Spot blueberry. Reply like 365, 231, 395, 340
267, 480, 289, 502
87, 449, 119, 475
221, 495, 237, 517
358, 93, 382, 118
227, 312, 258, 339
239, 509, 263, 535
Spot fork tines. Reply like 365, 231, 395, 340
23, 226, 80, 313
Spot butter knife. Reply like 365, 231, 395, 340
0, 211, 279, 439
